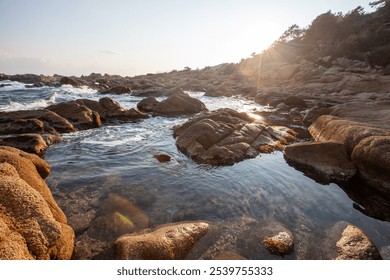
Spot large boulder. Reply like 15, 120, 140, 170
173, 108, 296, 165
284, 141, 356, 184
46, 101, 102, 130
0, 110, 76, 134
59, 76, 81, 87
309, 115, 390, 155
154, 92, 207, 116
351, 136, 390, 192
309, 115, 390, 191
114, 222, 209, 260
0, 134, 48, 156
137, 97, 160, 113
0, 147, 74, 259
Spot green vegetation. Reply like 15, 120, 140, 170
243, 1, 390, 67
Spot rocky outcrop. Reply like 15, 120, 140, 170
60, 76, 82, 87
0, 134, 49, 156
46, 102, 102, 130
77, 98, 148, 123
154, 91, 207, 116
0, 98, 148, 155
137, 96, 160, 113
309, 115, 390, 191
114, 222, 209, 260
173, 108, 296, 165
351, 136, 390, 192
0, 110, 76, 134
101, 85, 132, 94
284, 141, 356, 184
336, 225, 382, 260
0, 147, 74, 259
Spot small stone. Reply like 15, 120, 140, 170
154, 152, 171, 162
263, 231, 294, 256
336, 225, 382, 260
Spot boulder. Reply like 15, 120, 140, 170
77, 98, 149, 122
309, 115, 390, 191
0, 134, 48, 156
46, 101, 102, 130
0, 110, 76, 134
114, 222, 209, 260
303, 107, 331, 126
154, 92, 207, 116
137, 97, 160, 113
351, 136, 390, 192
59, 76, 81, 87
101, 85, 132, 94
309, 115, 390, 155
336, 225, 382, 260
174, 108, 296, 165
284, 141, 356, 184
0, 148, 74, 259
0, 118, 55, 136
284, 95, 306, 109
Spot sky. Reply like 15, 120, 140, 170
0, 0, 375, 77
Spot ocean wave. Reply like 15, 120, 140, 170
0, 92, 58, 111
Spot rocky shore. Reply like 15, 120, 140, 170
1, 50, 390, 260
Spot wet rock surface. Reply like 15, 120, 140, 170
0, 147, 74, 259
263, 231, 294, 256
284, 141, 356, 184
309, 115, 390, 191
174, 108, 296, 165
114, 222, 209, 260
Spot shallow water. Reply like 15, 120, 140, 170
1, 81, 390, 259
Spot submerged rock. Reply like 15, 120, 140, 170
336, 225, 382, 260
284, 141, 356, 184
0, 147, 74, 259
114, 222, 209, 260
173, 108, 296, 165
263, 231, 294, 256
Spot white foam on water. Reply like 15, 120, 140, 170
0, 92, 58, 111
0, 80, 34, 91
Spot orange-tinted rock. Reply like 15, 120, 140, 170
0, 148, 74, 260
114, 222, 209, 260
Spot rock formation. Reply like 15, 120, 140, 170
0, 146, 74, 259
174, 108, 296, 165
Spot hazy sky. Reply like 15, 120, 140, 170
0, 0, 374, 77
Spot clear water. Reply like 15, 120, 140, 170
1, 81, 390, 259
